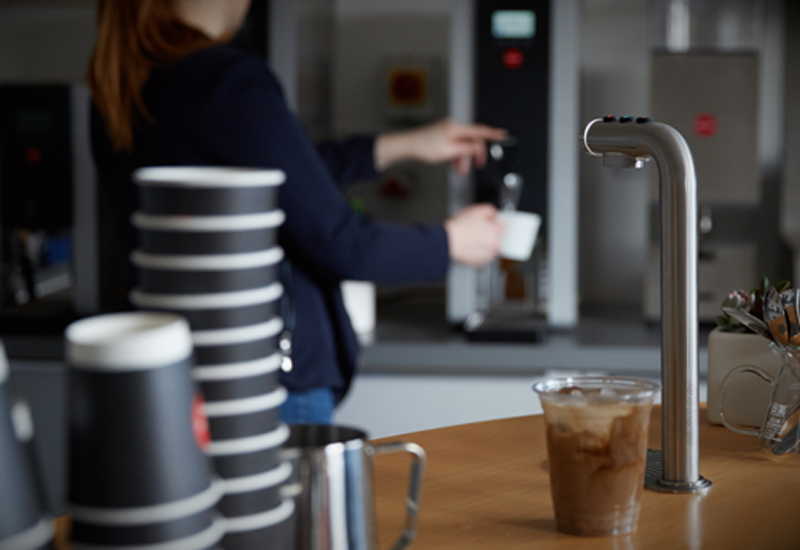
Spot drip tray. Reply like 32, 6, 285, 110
463, 303, 547, 343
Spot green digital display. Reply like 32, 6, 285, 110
492, 10, 536, 39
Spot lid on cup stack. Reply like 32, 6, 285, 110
133, 167, 285, 189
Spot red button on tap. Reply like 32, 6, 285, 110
502, 48, 524, 70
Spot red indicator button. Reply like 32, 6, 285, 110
693, 113, 718, 138
502, 48, 524, 70
25, 147, 42, 163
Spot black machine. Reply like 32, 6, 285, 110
474, 0, 549, 220
0, 6, 270, 337
0, 85, 78, 333
460, 0, 551, 342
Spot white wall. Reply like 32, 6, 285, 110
332, 0, 451, 225
331, 0, 450, 136
0, 6, 96, 82
335, 374, 548, 438
578, 0, 652, 308
335, 372, 706, 438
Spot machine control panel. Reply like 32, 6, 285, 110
602, 115, 653, 124
475, 0, 549, 223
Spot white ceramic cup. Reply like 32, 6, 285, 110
497, 211, 541, 262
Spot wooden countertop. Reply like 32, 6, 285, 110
372, 406, 800, 550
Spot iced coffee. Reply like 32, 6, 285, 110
533, 377, 659, 536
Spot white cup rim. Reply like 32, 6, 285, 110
192, 353, 282, 381
130, 283, 283, 311
133, 166, 285, 188
130, 247, 284, 271
223, 498, 295, 533
205, 423, 290, 456
1, 516, 54, 550
66, 312, 192, 370
68, 478, 223, 526
70, 514, 225, 550
203, 387, 288, 417
191, 318, 283, 347
131, 210, 285, 232
219, 461, 293, 495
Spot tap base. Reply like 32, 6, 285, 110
644, 449, 713, 495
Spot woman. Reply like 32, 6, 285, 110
88, 0, 506, 423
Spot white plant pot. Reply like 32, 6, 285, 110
707, 327, 781, 427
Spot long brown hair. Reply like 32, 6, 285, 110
87, 0, 218, 151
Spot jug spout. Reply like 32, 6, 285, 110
582, 116, 712, 494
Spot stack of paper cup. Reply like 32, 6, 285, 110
65, 312, 225, 550
130, 167, 294, 548
0, 343, 54, 550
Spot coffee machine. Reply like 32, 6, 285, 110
0, 84, 98, 333
644, 0, 787, 322
446, 0, 580, 337
230, 0, 580, 336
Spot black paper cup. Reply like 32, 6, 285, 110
71, 514, 225, 550
217, 461, 292, 518
0, 518, 53, 550
68, 480, 223, 542
132, 210, 285, 255
191, 317, 283, 366
0, 348, 54, 549
205, 387, 287, 441
130, 284, 283, 331
193, 353, 282, 402
65, 313, 214, 510
221, 498, 295, 550
134, 166, 285, 216
131, 247, 284, 294
208, 424, 289, 479
70, 506, 216, 546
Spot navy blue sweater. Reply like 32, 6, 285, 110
91, 45, 449, 401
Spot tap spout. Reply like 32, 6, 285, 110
583, 117, 711, 494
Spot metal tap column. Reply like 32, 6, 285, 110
583, 118, 711, 493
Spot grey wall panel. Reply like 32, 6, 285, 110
652, 54, 759, 205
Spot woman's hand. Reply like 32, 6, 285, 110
444, 204, 505, 267
375, 118, 507, 174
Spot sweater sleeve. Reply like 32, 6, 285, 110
200, 59, 449, 284
316, 137, 380, 186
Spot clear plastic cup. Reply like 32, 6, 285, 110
533, 376, 660, 536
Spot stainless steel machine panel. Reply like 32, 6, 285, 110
651, 53, 759, 205
646, 52, 766, 322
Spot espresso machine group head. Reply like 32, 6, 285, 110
476, 136, 522, 212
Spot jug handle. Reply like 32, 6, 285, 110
719, 364, 774, 436
373, 441, 426, 550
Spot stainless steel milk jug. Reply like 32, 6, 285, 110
282, 425, 425, 550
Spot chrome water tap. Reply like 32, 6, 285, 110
582, 115, 712, 494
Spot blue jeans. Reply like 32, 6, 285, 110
279, 387, 335, 424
